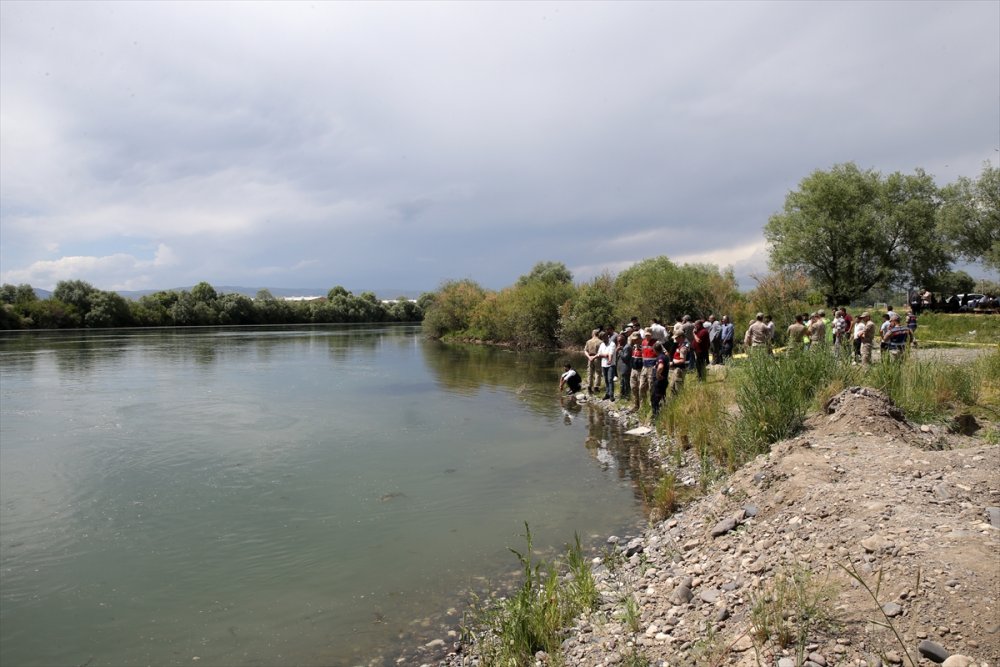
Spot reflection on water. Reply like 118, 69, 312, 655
0, 326, 656, 667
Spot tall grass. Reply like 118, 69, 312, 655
651, 348, 998, 486
462, 524, 599, 666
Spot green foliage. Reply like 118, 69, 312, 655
916, 313, 1000, 345
422, 279, 487, 339
938, 161, 1000, 271
923, 268, 976, 295
614, 257, 739, 325
516, 261, 573, 287
558, 274, 614, 346
52, 280, 99, 322
766, 163, 951, 305
462, 524, 598, 667
746, 271, 816, 341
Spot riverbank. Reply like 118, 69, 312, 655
405, 348, 998, 667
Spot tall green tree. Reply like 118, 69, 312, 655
765, 163, 953, 305
938, 162, 1000, 272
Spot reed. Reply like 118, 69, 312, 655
462, 524, 599, 666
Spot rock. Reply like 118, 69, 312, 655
669, 584, 693, 605
861, 535, 894, 553
682, 539, 701, 551
716, 607, 730, 622
710, 516, 738, 537
808, 652, 827, 666
942, 656, 974, 667
779, 658, 796, 667
425, 638, 446, 649
881, 601, 903, 617
743, 504, 759, 518
625, 538, 644, 557
885, 651, 903, 664
918, 639, 951, 663
625, 426, 652, 436
731, 635, 754, 652
986, 506, 1000, 529
699, 588, 720, 604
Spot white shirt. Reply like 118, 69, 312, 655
598, 341, 616, 368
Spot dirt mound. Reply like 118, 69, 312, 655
551, 394, 1000, 667
810, 385, 918, 442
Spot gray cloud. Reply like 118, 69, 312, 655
1, 1, 997, 293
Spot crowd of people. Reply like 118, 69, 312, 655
560, 314, 737, 418
559, 306, 917, 416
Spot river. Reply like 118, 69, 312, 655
0, 325, 653, 666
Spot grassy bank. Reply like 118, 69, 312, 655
646, 347, 999, 517
912, 312, 1000, 346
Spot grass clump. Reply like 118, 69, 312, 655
749, 565, 839, 663
462, 524, 599, 666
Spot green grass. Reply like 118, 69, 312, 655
749, 565, 839, 662
461, 524, 599, 666
915, 313, 1000, 346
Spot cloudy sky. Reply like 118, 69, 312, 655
1, 1, 997, 294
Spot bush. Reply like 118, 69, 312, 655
422, 279, 488, 338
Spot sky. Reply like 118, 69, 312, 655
1, 1, 998, 295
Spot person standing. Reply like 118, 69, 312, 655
616, 333, 632, 402
651, 342, 670, 419
636, 331, 657, 410
852, 314, 866, 363
583, 329, 603, 394
787, 315, 807, 351
598, 332, 617, 401
628, 332, 643, 408
720, 315, 734, 362
883, 314, 913, 360
744, 313, 771, 352
708, 315, 723, 365
807, 312, 826, 350
668, 330, 689, 396
693, 320, 710, 380
859, 312, 877, 366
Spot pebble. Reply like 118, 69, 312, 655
881, 601, 903, 617
918, 639, 951, 663
941, 656, 974, 667
779, 658, 796, 667
710, 516, 738, 537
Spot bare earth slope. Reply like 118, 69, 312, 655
562, 387, 999, 667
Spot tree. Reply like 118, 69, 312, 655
52, 280, 99, 322
515, 261, 573, 287
765, 163, 953, 305
558, 274, 615, 346
84, 290, 132, 328
613, 256, 736, 324
938, 162, 1000, 272
421, 279, 487, 338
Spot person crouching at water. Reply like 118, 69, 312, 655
559, 363, 582, 394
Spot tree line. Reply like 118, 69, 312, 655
423, 162, 997, 348
0, 281, 424, 330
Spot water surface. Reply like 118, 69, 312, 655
0, 325, 651, 666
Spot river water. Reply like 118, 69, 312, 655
0, 325, 653, 666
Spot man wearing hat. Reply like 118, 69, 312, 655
583, 329, 604, 394
634, 330, 657, 411
859, 312, 877, 366
743, 312, 771, 352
